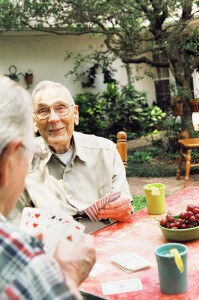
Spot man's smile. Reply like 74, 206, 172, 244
49, 127, 65, 133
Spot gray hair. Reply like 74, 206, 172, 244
32, 80, 75, 105
0, 76, 34, 154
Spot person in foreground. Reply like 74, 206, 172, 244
0, 76, 96, 299
15, 80, 132, 232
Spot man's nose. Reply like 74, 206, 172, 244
48, 109, 60, 123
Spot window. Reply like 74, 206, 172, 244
153, 54, 170, 110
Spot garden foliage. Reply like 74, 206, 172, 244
75, 83, 166, 140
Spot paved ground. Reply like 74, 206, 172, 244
127, 174, 199, 197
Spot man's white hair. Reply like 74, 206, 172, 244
32, 80, 75, 105
0, 76, 34, 154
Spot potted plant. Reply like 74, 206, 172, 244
170, 84, 183, 116
170, 84, 194, 116
189, 98, 199, 112
24, 69, 33, 85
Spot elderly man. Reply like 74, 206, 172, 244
16, 80, 132, 232
0, 76, 96, 299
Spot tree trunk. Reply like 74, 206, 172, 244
170, 60, 194, 132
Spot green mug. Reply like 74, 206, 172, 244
155, 243, 188, 294
144, 183, 166, 214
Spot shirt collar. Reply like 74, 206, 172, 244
38, 132, 87, 166
73, 132, 87, 162
0, 213, 6, 222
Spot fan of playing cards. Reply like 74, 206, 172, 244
84, 191, 121, 221
19, 208, 85, 258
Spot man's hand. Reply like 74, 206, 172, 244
54, 234, 96, 287
97, 198, 132, 222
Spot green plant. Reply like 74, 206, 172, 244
126, 143, 199, 178
129, 150, 153, 163
75, 83, 166, 140
133, 195, 146, 212
65, 49, 116, 88
170, 82, 192, 102
153, 117, 183, 153
75, 92, 106, 136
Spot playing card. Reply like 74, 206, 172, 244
20, 207, 48, 235
20, 207, 85, 258
84, 191, 121, 221
89, 263, 108, 277
61, 220, 85, 244
43, 219, 85, 258
102, 278, 143, 295
111, 252, 151, 272
42, 221, 66, 258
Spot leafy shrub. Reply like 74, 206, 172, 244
129, 150, 153, 163
75, 83, 166, 140
75, 92, 105, 135
152, 117, 183, 153
127, 144, 199, 177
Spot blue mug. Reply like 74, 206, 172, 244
155, 243, 188, 294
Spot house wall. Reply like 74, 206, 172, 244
0, 33, 155, 104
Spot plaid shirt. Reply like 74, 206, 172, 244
0, 214, 80, 300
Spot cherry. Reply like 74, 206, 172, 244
187, 211, 194, 218
175, 221, 181, 228
193, 208, 199, 215
188, 224, 194, 228
167, 217, 175, 223
160, 219, 168, 227
181, 223, 187, 229
179, 212, 187, 219
189, 216, 196, 222
187, 205, 194, 212
169, 223, 175, 228
178, 218, 183, 224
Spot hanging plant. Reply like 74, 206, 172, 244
65, 47, 117, 88
103, 68, 116, 84
82, 64, 99, 88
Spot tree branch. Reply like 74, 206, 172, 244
21, 21, 110, 35
121, 56, 169, 68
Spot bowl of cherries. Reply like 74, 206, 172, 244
159, 205, 199, 241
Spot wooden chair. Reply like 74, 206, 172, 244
176, 138, 199, 188
116, 131, 128, 168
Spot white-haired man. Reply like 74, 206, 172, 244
0, 76, 96, 299
16, 80, 132, 232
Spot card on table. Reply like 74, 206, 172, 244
84, 191, 121, 221
111, 252, 151, 272
20, 207, 85, 258
102, 278, 143, 295
89, 263, 108, 277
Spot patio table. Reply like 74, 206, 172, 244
80, 187, 199, 299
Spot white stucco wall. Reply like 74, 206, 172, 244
0, 32, 155, 103
192, 69, 199, 98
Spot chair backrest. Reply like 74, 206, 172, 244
116, 131, 128, 168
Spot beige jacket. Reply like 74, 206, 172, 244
10, 132, 132, 224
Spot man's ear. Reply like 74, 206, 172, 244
0, 140, 22, 187
74, 105, 79, 126
33, 114, 39, 134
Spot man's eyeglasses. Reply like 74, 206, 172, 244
35, 104, 74, 120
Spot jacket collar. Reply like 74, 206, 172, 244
72, 132, 87, 162
36, 131, 87, 166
